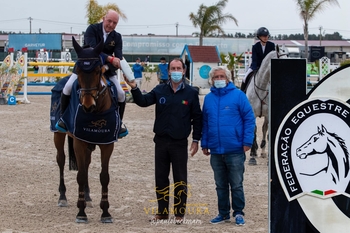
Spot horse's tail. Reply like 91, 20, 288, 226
68, 136, 78, 171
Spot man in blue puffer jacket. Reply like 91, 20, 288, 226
201, 66, 255, 226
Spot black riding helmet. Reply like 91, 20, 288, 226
256, 27, 270, 38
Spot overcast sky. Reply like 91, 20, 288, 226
1, 0, 349, 39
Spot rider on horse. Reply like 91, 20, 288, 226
241, 27, 275, 92
56, 10, 131, 138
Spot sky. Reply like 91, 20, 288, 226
1, 0, 349, 39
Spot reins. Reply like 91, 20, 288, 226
253, 70, 269, 118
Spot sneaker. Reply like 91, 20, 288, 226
209, 215, 230, 224
235, 214, 245, 226
118, 125, 128, 138
55, 119, 67, 133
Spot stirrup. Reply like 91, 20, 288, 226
118, 124, 128, 138
55, 119, 67, 133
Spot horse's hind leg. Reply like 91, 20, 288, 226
99, 144, 114, 223
54, 132, 68, 207
248, 127, 258, 165
260, 117, 268, 158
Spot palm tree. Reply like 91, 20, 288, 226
294, 0, 339, 60
85, 0, 127, 25
189, 0, 238, 46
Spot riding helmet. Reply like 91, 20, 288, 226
257, 27, 270, 38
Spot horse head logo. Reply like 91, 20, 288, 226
296, 124, 350, 184
151, 181, 191, 207
89, 119, 107, 129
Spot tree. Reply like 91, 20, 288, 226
189, 0, 238, 46
294, 0, 339, 60
85, 0, 127, 25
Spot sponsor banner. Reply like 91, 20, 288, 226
8, 34, 62, 50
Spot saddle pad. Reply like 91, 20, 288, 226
50, 76, 70, 132
70, 104, 119, 144
61, 80, 120, 144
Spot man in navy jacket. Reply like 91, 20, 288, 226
125, 58, 202, 224
56, 10, 128, 137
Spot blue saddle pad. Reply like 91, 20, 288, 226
50, 76, 70, 132
50, 77, 120, 144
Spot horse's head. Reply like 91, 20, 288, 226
276, 44, 289, 58
72, 37, 104, 113
296, 125, 329, 159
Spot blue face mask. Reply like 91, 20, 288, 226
214, 80, 227, 88
170, 71, 183, 83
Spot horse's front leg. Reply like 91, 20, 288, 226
54, 132, 68, 207
74, 139, 91, 223
99, 143, 114, 223
249, 126, 258, 165
260, 117, 268, 158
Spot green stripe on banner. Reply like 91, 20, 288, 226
311, 190, 323, 196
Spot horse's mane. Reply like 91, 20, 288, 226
327, 131, 350, 177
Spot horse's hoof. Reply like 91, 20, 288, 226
248, 157, 257, 165
58, 200, 68, 207
75, 216, 88, 223
86, 201, 93, 208
101, 216, 113, 223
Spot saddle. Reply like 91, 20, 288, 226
241, 70, 257, 93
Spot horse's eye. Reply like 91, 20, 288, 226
313, 137, 319, 142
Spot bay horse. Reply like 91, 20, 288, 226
59, 37, 120, 223
245, 45, 288, 165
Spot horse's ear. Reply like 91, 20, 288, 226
276, 44, 280, 53
94, 40, 104, 55
72, 36, 83, 55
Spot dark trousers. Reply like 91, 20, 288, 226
154, 135, 188, 217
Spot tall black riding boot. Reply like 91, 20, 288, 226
118, 100, 128, 138
56, 94, 71, 132
240, 81, 247, 93
118, 101, 126, 121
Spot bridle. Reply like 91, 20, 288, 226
77, 57, 108, 102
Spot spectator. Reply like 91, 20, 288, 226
201, 66, 255, 226
132, 57, 145, 89
158, 57, 168, 84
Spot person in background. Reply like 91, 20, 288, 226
33, 60, 39, 74
241, 27, 275, 92
56, 9, 129, 138
157, 57, 168, 84
201, 66, 255, 226
125, 58, 202, 224
132, 57, 145, 89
